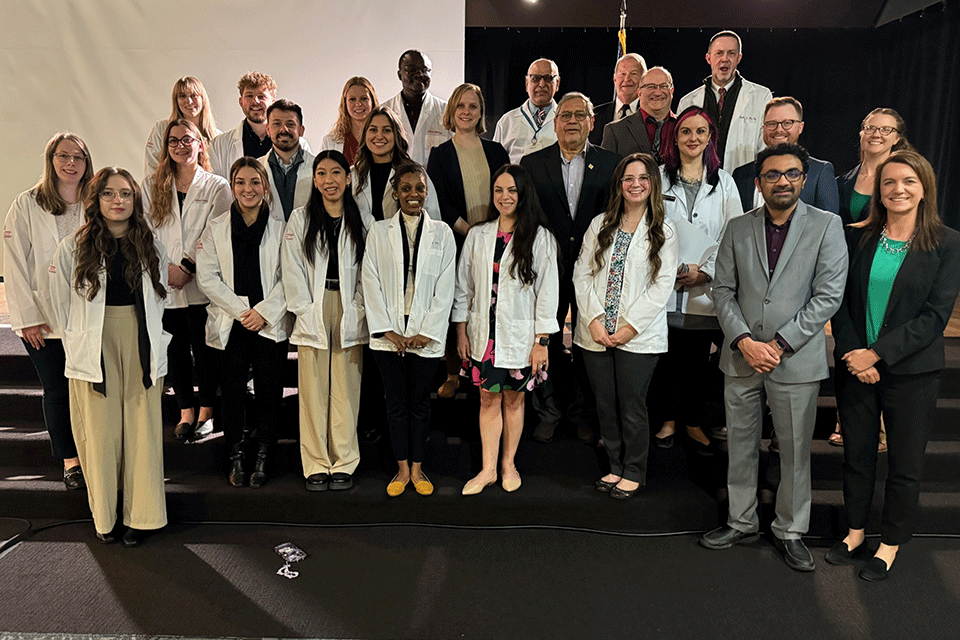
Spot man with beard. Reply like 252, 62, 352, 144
701, 143, 847, 573
382, 50, 451, 165
677, 31, 772, 170
260, 99, 314, 221
731, 97, 839, 214
210, 73, 286, 178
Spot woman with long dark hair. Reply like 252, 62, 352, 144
197, 157, 291, 488
363, 161, 456, 497
828, 150, 960, 580
454, 164, 559, 495
145, 76, 220, 175
651, 105, 743, 454
283, 150, 370, 492
144, 118, 231, 441
4, 132, 93, 489
49, 167, 170, 546
575, 153, 678, 498
321, 77, 379, 165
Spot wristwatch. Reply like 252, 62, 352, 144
537, 336, 550, 346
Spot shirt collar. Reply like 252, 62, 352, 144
268, 146, 304, 168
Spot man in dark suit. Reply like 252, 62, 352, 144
602, 66, 676, 162
731, 97, 839, 214
588, 53, 646, 146
520, 92, 621, 442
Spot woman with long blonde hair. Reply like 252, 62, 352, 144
321, 76, 379, 165
145, 76, 221, 175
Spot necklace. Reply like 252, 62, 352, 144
879, 225, 912, 255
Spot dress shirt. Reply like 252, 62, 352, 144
560, 148, 587, 219
614, 98, 640, 121
267, 148, 305, 220
242, 120, 273, 159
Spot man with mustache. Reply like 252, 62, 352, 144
260, 99, 314, 221
677, 30, 772, 170
494, 58, 561, 164
702, 143, 847, 573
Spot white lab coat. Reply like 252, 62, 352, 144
209, 120, 312, 179
144, 118, 223, 180
320, 133, 342, 155
196, 208, 292, 349
260, 145, 316, 222
677, 76, 772, 171
352, 166, 441, 222
362, 213, 456, 358
143, 168, 232, 308
3, 190, 79, 337
382, 91, 452, 166
573, 215, 679, 354
493, 100, 558, 164
281, 205, 372, 350
452, 222, 560, 369
660, 166, 744, 316
48, 235, 171, 384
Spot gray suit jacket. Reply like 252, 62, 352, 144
600, 111, 652, 157
712, 200, 848, 383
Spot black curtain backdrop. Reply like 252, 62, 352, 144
464, 1, 960, 228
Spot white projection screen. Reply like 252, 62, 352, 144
0, 0, 465, 273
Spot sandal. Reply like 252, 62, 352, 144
828, 431, 843, 447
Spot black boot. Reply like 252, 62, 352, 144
228, 443, 246, 487
249, 444, 269, 488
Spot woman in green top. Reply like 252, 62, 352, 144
828, 150, 960, 581
831, 108, 913, 448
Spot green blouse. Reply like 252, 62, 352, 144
866, 239, 909, 346
849, 191, 871, 222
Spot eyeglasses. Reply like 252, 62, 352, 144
167, 135, 198, 148
861, 125, 899, 136
53, 152, 86, 164
99, 189, 134, 201
622, 175, 651, 184
557, 111, 590, 123
639, 82, 673, 91
763, 119, 800, 131
760, 168, 805, 183
527, 74, 558, 85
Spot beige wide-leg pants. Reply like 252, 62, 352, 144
298, 289, 363, 477
69, 305, 166, 535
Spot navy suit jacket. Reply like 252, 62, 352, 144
518, 142, 621, 276
732, 155, 840, 215
589, 101, 616, 146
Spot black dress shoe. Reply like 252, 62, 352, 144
859, 556, 891, 581
249, 444, 269, 489
655, 434, 674, 449
700, 525, 760, 550
305, 473, 329, 492
610, 483, 642, 499
825, 540, 870, 566
773, 537, 815, 572
122, 527, 150, 548
595, 478, 617, 493
329, 472, 353, 491
532, 421, 556, 443
174, 420, 195, 441
63, 465, 85, 490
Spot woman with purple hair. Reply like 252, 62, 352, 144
651, 106, 743, 454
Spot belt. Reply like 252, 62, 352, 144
325, 278, 340, 291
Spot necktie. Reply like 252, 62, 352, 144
619, 104, 630, 120
535, 107, 546, 127
717, 87, 727, 118
653, 120, 665, 154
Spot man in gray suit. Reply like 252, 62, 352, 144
700, 143, 847, 572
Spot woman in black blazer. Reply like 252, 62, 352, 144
427, 83, 509, 398
828, 150, 960, 581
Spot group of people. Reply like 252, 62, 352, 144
4, 34, 957, 584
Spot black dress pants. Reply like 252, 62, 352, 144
23, 338, 77, 459
373, 350, 438, 462
162, 305, 219, 410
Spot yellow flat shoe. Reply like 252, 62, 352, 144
412, 473, 434, 496
386, 474, 408, 497
501, 471, 522, 493
462, 475, 497, 496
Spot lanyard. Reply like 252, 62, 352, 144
521, 104, 547, 144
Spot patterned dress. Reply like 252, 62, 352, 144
461, 231, 547, 392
